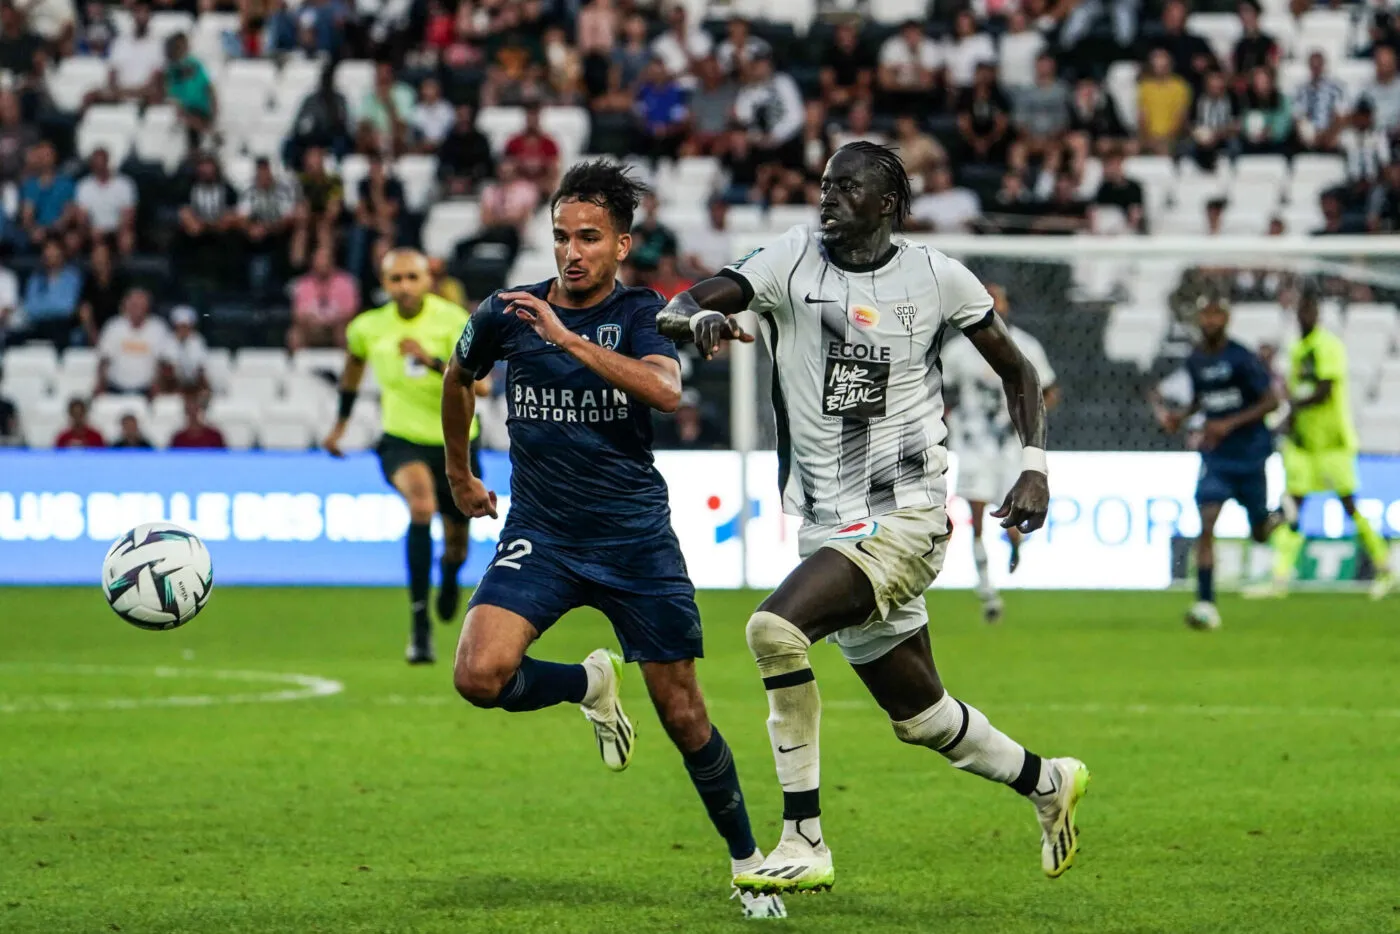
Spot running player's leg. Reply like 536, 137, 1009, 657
960, 451, 1004, 619
1327, 450, 1393, 594
389, 458, 438, 661
1264, 442, 1313, 593
1189, 501, 1223, 629
968, 499, 1002, 621
852, 626, 1089, 878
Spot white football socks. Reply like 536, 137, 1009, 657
892, 693, 1045, 793
973, 538, 996, 598
746, 611, 822, 795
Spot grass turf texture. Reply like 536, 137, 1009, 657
2, 588, 1398, 934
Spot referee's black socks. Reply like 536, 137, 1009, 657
407, 522, 433, 636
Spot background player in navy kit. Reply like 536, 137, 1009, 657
439, 161, 783, 919
1154, 294, 1279, 630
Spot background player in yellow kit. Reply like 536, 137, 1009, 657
1257, 284, 1393, 600
324, 248, 489, 662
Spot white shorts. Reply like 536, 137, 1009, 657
956, 442, 1020, 507
798, 505, 951, 666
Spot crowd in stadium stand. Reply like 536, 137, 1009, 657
0, 0, 1398, 451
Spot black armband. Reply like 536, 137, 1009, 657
432, 357, 447, 374
337, 389, 357, 420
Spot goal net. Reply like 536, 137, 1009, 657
718, 234, 1400, 592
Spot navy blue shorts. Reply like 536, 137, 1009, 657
469, 528, 703, 663
1197, 459, 1271, 529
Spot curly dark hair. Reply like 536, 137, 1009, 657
550, 159, 650, 233
835, 141, 913, 230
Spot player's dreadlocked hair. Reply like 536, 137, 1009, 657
835, 141, 913, 230
551, 159, 650, 233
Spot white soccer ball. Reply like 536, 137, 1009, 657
1184, 600, 1221, 631
101, 522, 214, 630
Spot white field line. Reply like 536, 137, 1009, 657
0, 663, 343, 713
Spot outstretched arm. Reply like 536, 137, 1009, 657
966, 314, 1049, 532
323, 354, 366, 457
442, 355, 497, 518
656, 275, 756, 359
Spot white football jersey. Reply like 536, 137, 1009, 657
942, 323, 1057, 453
723, 225, 995, 525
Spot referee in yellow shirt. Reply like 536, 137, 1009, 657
324, 248, 491, 663
1258, 284, 1393, 599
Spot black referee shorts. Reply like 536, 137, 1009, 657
375, 433, 482, 524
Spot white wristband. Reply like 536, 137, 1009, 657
690, 310, 724, 337
1021, 446, 1048, 475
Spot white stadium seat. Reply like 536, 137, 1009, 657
89, 394, 151, 440
510, 249, 557, 285
149, 10, 195, 41
541, 106, 590, 161
1229, 303, 1287, 350
219, 59, 278, 99
1186, 13, 1241, 65
1, 344, 60, 381
47, 57, 109, 113
258, 401, 316, 451
232, 348, 290, 383
395, 154, 439, 213
19, 397, 66, 450
477, 106, 526, 154
1104, 305, 1167, 370
333, 59, 377, 109
1298, 10, 1352, 69
0, 373, 52, 407
204, 348, 233, 393
422, 201, 482, 258
1233, 155, 1289, 187
60, 347, 99, 387
282, 373, 336, 423
291, 349, 344, 378
339, 154, 370, 208
206, 397, 259, 450
134, 104, 187, 171
1359, 405, 1400, 455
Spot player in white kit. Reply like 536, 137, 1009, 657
658, 143, 1089, 896
942, 284, 1060, 622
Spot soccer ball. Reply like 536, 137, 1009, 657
101, 522, 214, 630
1184, 601, 1221, 631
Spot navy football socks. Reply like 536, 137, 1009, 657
1197, 565, 1215, 604
437, 556, 464, 622
406, 522, 433, 637
495, 657, 589, 711
682, 727, 758, 860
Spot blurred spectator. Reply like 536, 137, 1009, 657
166, 305, 208, 394
651, 4, 711, 88
470, 159, 537, 261
681, 197, 732, 278
629, 192, 678, 274
734, 53, 804, 168
22, 238, 82, 346
169, 393, 226, 449
1238, 67, 1291, 155
437, 103, 495, 197
161, 33, 216, 147
76, 4, 114, 61
1009, 54, 1071, 175
634, 57, 689, 165
1293, 51, 1347, 153
682, 56, 736, 156
543, 24, 584, 104
481, 6, 545, 107
716, 17, 771, 80
25, 0, 77, 46
773, 101, 831, 206
239, 157, 299, 298
1315, 190, 1364, 235
1061, 0, 1137, 51
1184, 70, 1239, 171
1152, 0, 1217, 93
1366, 160, 1400, 232
88, 1, 161, 106
505, 101, 562, 197
893, 114, 946, 180
287, 69, 353, 165
648, 254, 694, 300
654, 388, 724, 449
999, 12, 1046, 90
1137, 48, 1191, 156
77, 240, 128, 345
1232, 1, 1278, 77
349, 154, 405, 280
289, 245, 359, 350
20, 140, 78, 248
1362, 46, 1400, 136
429, 256, 466, 307
1341, 99, 1390, 185
0, 90, 38, 186
599, 13, 651, 112
96, 288, 171, 396
1091, 150, 1145, 233
1204, 196, 1226, 235
411, 77, 455, 149
1066, 76, 1132, 162
0, 4, 43, 79
74, 148, 137, 256
111, 413, 152, 449
1033, 173, 1089, 234
54, 398, 104, 448
908, 164, 981, 232
0, 260, 17, 347
577, 0, 620, 100
357, 60, 415, 154
956, 62, 1012, 167
945, 11, 997, 90
877, 19, 941, 116
0, 393, 16, 444
177, 154, 240, 287
819, 21, 874, 111
830, 100, 887, 149
291, 146, 343, 270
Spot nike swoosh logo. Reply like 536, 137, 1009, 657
777, 744, 808, 753
804, 293, 839, 304
855, 541, 875, 559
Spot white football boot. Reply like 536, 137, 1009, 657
1035, 757, 1091, 878
733, 831, 834, 895
580, 649, 634, 772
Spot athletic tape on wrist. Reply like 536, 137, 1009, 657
1021, 446, 1048, 475
690, 310, 724, 337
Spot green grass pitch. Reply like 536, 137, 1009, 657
2, 586, 1398, 933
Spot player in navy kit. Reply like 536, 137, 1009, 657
1154, 294, 1280, 629
439, 161, 783, 918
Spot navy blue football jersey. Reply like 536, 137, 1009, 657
1186, 339, 1273, 468
454, 280, 679, 545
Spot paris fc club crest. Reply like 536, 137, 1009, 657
597, 324, 621, 350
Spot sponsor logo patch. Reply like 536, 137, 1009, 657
828, 521, 878, 541
850, 305, 880, 329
